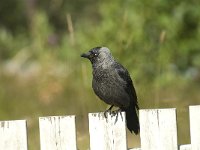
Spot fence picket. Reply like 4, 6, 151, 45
39, 115, 77, 150
189, 105, 200, 150
179, 144, 191, 150
139, 108, 178, 150
0, 120, 28, 150
1, 106, 200, 149
89, 112, 127, 150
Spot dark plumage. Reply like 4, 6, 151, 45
81, 47, 139, 134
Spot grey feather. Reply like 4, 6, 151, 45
81, 47, 139, 134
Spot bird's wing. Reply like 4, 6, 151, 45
113, 62, 139, 110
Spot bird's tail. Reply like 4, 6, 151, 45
122, 104, 140, 134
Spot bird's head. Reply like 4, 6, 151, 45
81, 47, 113, 65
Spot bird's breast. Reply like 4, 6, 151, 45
91, 68, 130, 107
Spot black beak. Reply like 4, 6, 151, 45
81, 51, 91, 59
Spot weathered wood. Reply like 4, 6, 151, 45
179, 144, 191, 150
89, 112, 127, 150
189, 105, 200, 150
129, 144, 192, 150
140, 108, 178, 150
129, 148, 141, 150
39, 115, 77, 150
0, 120, 28, 150
0, 106, 200, 150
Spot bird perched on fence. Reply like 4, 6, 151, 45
81, 47, 139, 134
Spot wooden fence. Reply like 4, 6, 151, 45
0, 105, 200, 150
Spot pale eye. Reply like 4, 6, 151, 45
94, 53, 98, 56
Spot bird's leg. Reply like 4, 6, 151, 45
112, 107, 121, 115
104, 105, 114, 118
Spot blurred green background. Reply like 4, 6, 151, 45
0, 0, 200, 149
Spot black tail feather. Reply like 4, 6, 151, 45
122, 105, 140, 134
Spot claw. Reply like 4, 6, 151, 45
103, 105, 114, 118
113, 108, 122, 124
103, 111, 108, 118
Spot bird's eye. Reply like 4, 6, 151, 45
94, 53, 98, 56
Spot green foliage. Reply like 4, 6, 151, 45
0, 0, 28, 34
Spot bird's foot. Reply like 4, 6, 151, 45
104, 109, 111, 118
111, 108, 123, 123
104, 105, 114, 118
111, 108, 121, 115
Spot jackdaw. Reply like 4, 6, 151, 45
81, 47, 139, 134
